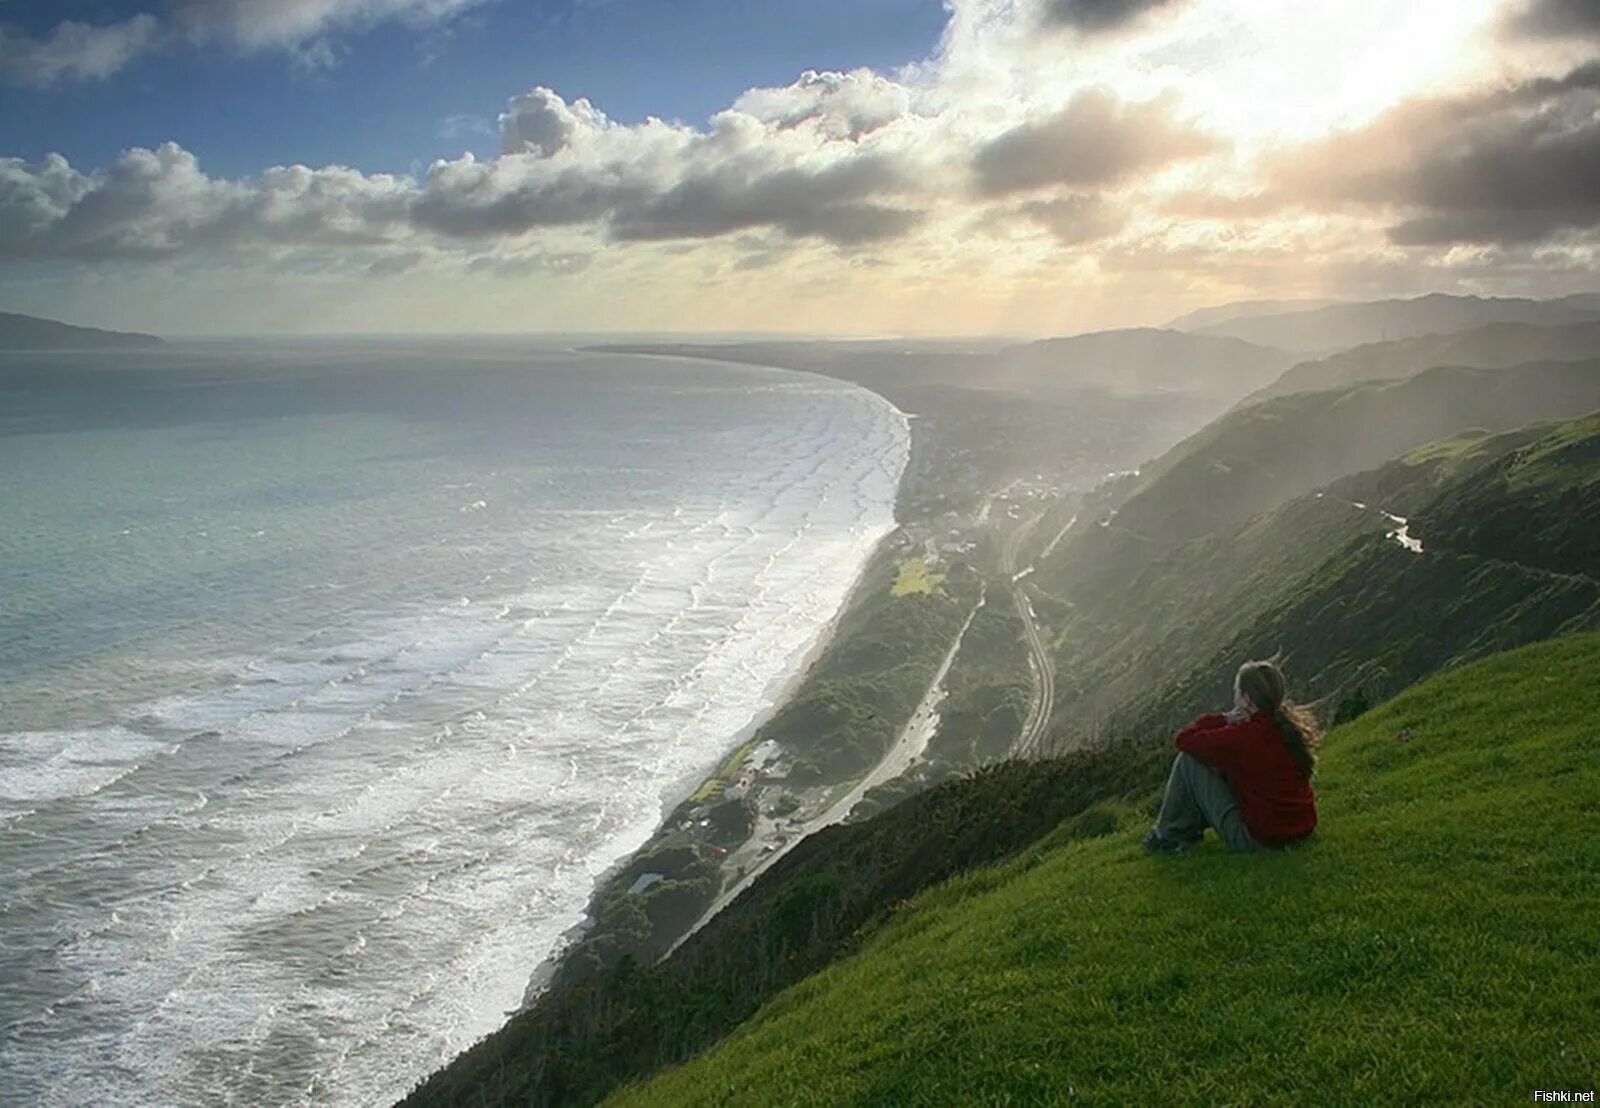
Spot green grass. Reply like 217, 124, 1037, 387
613, 635, 1600, 1105
892, 557, 947, 597
689, 735, 762, 804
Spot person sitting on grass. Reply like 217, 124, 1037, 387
1143, 659, 1319, 854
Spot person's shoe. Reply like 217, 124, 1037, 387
1142, 829, 1190, 855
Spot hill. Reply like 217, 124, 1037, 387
989, 327, 1293, 396
1183, 293, 1600, 353
1030, 419, 1563, 746
1250, 320, 1600, 401
616, 633, 1600, 1105
1096, 358, 1600, 545
1164, 296, 1344, 331
0, 311, 161, 350
399, 741, 1169, 1107
1121, 413, 1600, 739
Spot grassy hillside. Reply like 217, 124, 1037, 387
1187, 291, 1600, 351
1128, 413, 1600, 736
1108, 359, 1600, 544
1251, 320, 1600, 402
616, 634, 1600, 1106
400, 742, 1169, 1108
1030, 408, 1591, 748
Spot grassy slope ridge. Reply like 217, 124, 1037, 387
1109, 359, 1600, 545
618, 634, 1600, 1106
1188, 291, 1600, 351
1032, 403, 1595, 747
1250, 320, 1600, 402
399, 743, 1168, 1108
1128, 413, 1600, 737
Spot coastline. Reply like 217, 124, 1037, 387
517, 514, 905, 1003
517, 349, 916, 1004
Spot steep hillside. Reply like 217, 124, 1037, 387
1031, 420, 1557, 747
400, 742, 1168, 1108
1251, 320, 1600, 401
0, 311, 161, 349
1107, 359, 1600, 544
1164, 296, 1343, 331
1129, 414, 1600, 736
1187, 292, 1600, 352
617, 635, 1600, 1106
989, 327, 1292, 395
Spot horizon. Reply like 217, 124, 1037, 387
4, 0, 1600, 336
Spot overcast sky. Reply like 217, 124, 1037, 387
2, 0, 1598, 336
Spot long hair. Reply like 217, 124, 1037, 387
1236, 660, 1319, 780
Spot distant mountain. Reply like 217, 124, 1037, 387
0, 311, 162, 350
1164, 297, 1345, 331
1116, 358, 1600, 544
991, 327, 1293, 396
1250, 320, 1600, 401
1182, 293, 1600, 353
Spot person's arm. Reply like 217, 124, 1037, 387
1174, 714, 1253, 776
1174, 713, 1228, 746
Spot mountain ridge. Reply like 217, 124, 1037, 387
0, 311, 162, 350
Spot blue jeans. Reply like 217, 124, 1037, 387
1154, 752, 1262, 853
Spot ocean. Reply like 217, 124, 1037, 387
0, 339, 908, 1106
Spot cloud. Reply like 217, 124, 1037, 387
1017, 195, 1128, 245
0, 0, 492, 85
169, 0, 489, 49
731, 70, 912, 140
972, 88, 1221, 196
1506, 0, 1600, 40
499, 87, 610, 156
0, 144, 413, 260
1268, 61, 1600, 246
1037, 0, 1187, 34
0, 81, 925, 262
0, 16, 161, 86
608, 155, 919, 246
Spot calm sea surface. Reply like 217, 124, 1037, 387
0, 339, 906, 1105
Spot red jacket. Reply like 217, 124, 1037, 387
1174, 711, 1317, 845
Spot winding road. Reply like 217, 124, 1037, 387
1001, 515, 1055, 758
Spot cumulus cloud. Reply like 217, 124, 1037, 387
1506, 0, 1600, 40
1037, 0, 1188, 34
1017, 195, 1128, 245
731, 70, 912, 140
0, 144, 412, 260
0, 78, 925, 264
0, 0, 491, 84
972, 88, 1220, 196
0, 16, 161, 86
1268, 61, 1600, 246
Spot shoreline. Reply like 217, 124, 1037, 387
517, 348, 916, 1005
517, 518, 905, 1003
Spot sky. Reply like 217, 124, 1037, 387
2, 0, 1599, 336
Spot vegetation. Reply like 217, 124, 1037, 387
617, 635, 1600, 1106
1124, 413, 1600, 738
1110, 359, 1600, 544
1251, 319, 1600, 401
537, 542, 984, 988
1031, 374, 1600, 749
890, 556, 945, 597
400, 741, 1169, 1108
411, 343, 1600, 1108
